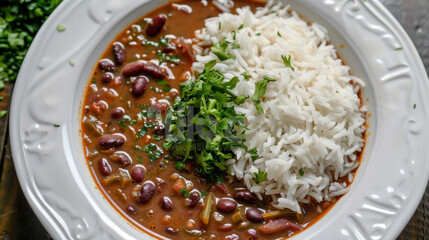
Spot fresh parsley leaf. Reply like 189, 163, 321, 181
255, 33, 261, 36
232, 30, 236, 40
231, 42, 240, 49
53, 123, 60, 127
252, 76, 277, 115
277, 31, 282, 37
253, 169, 267, 184
201, 191, 208, 198
159, 37, 169, 47
163, 85, 171, 92
211, 39, 235, 61
414, 103, 416, 109
179, 188, 191, 198
281, 54, 294, 71
241, 72, 250, 80
297, 168, 304, 178
238, 24, 244, 30
218, 22, 221, 30
395, 47, 403, 51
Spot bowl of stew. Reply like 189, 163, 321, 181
10, 0, 429, 239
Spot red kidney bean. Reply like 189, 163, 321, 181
151, 101, 170, 115
216, 198, 237, 213
112, 42, 125, 66
174, 37, 195, 62
258, 218, 302, 235
146, 14, 167, 37
111, 107, 125, 119
131, 166, 145, 183
131, 77, 148, 97
109, 151, 131, 167
213, 183, 228, 194
217, 223, 233, 231
101, 73, 113, 84
160, 197, 173, 211
98, 158, 112, 176
138, 181, 155, 204
152, 119, 165, 135
98, 59, 116, 72
247, 229, 258, 239
122, 61, 168, 79
246, 208, 264, 223
164, 227, 178, 235
233, 191, 258, 204
98, 134, 125, 149
186, 191, 200, 208
126, 206, 137, 215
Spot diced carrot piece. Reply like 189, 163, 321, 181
172, 178, 186, 193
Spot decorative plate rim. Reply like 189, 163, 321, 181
9, 0, 429, 239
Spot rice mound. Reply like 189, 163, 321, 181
192, 2, 366, 213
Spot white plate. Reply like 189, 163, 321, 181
10, 0, 429, 239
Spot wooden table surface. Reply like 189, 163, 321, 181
0, 0, 428, 239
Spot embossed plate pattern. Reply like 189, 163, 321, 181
9, 0, 429, 239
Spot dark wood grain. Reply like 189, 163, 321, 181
0, 0, 428, 240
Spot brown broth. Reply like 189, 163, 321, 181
81, 1, 364, 239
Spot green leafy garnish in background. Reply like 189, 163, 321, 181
0, 0, 63, 85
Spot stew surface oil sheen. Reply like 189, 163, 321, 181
81, 1, 357, 239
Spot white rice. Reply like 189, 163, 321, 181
192, 2, 366, 213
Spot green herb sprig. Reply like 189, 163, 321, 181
164, 61, 253, 183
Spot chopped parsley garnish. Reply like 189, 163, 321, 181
253, 169, 267, 184
118, 116, 137, 128
137, 156, 142, 163
211, 39, 236, 61
232, 30, 236, 40
157, 80, 166, 86
68, 59, 74, 66
241, 72, 250, 80
231, 42, 240, 49
414, 103, 416, 109
144, 143, 163, 162
156, 52, 181, 64
281, 54, 294, 71
134, 145, 144, 151
53, 124, 60, 127
297, 168, 305, 178
0, 110, 7, 118
89, 161, 94, 166
142, 39, 159, 47
395, 47, 403, 51
163, 85, 171, 92
164, 61, 252, 183
56, 24, 65, 32
238, 24, 244, 30
0, 96, 4, 101
201, 191, 208, 198
255, 33, 261, 36
92, 78, 96, 83
248, 148, 259, 161
159, 37, 169, 47
150, 87, 163, 93
136, 126, 147, 139
179, 188, 191, 198
218, 22, 221, 30
251, 76, 277, 115
277, 31, 282, 37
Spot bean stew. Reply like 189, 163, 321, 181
81, 1, 360, 239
